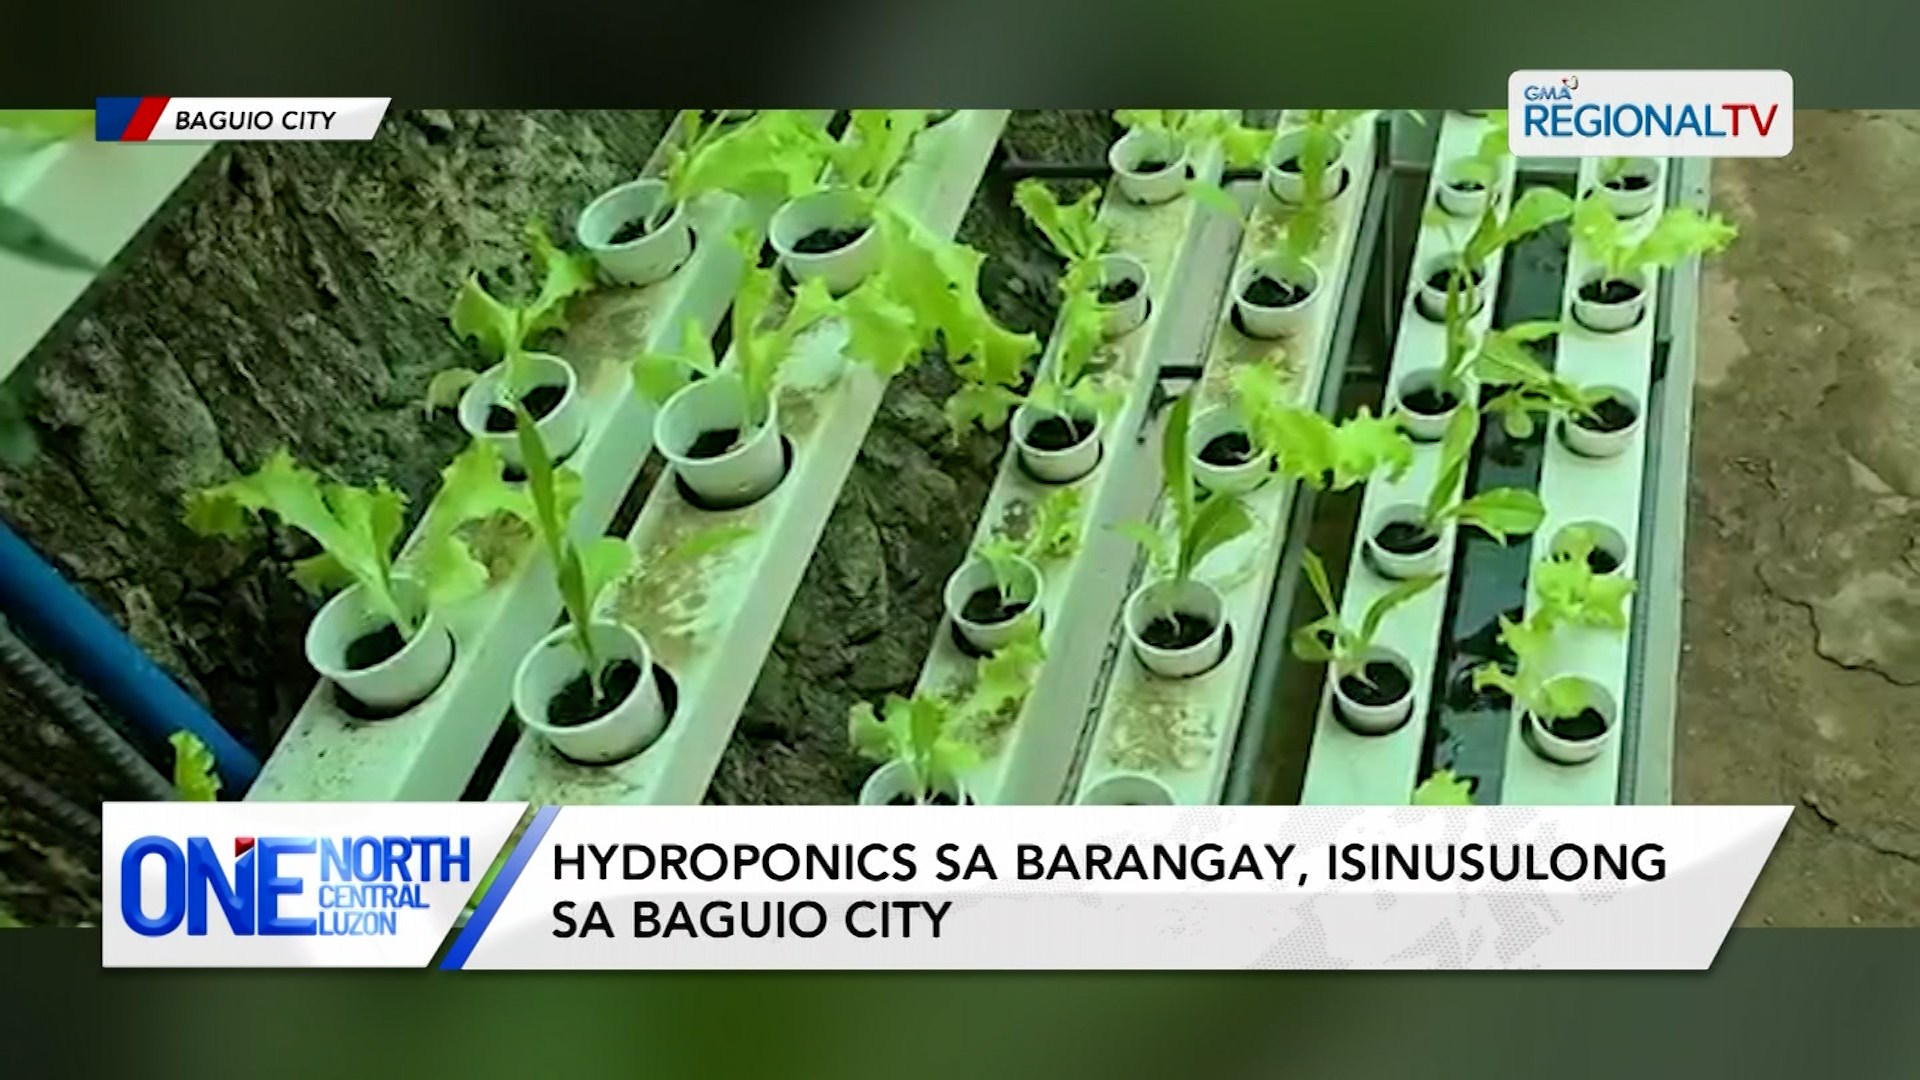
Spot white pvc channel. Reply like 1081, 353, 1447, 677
487, 111, 1009, 806
250, 113, 771, 800
1, 138, 210, 385
1072, 113, 1381, 807
1298, 113, 1519, 806
1499, 155, 1670, 804
904, 139, 1237, 806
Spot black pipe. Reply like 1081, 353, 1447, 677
996, 162, 1268, 184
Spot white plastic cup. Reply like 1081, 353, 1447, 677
1364, 504, 1453, 581
306, 577, 454, 712
1189, 404, 1272, 495
1096, 253, 1151, 339
513, 620, 664, 765
1329, 647, 1418, 735
1012, 404, 1102, 484
769, 187, 881, 295
456, 353, 589, 470
1559, 386, 1642, 459
1234, 255, 1321, 339
1108, 129, 1189, 205
576, 178, 695, 286
1525, 678, 1616, 766
1124, 578, 1228, 679
943, 555, 1043, 654
1596, 157, 1662, 219
859, 759, 972, 805
655, 373, 786, 507
1571, 268, 1649, 333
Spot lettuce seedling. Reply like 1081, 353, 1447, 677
632, 255, 840, 441
1116, 393, 1255, 619
974, 534, 1034, 613
1412, 768, 1475, 805
1446, 110, 1510, 194
1424, 187, 1576, 300
1572, 194, 1738, 293
1476, 111, 1510, 168
1292, 547, 1441, 683
654, 109, 836, 225
1116, 110, 1273, 169
1466, 320, 1604, 439
1024, 289, 1124, 427
184, 448, 516, 640
1234, 364, 1411, 490
1533, 527, 1636, 632
1257, 112, 1365, 266
711, 261, 840, 424
169, 731, 220, 802
1022, 487, 1085, 564
1014, 178, 1109, 294
1413, 407, 1546, 544
855, 207, 1038, 384
410, 438, 546, 596
513, 407, 634, 699
968, 488, 1085, 610
823, 109, 933, 210
1471, 612, 1586, 720
848, 691, 982, 805
945, 283, 1109, 439
432, 221, 598, 411
960, 619, 1048, 722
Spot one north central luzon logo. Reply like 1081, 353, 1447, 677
119, 835, 471, 937
1520, 76, 1780, 139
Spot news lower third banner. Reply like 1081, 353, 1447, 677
102, 803, 1790, 970
94, 98, 389, 141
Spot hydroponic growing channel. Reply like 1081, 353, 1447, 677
4, 110, 1723, 812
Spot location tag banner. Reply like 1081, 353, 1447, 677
95, 98, 390, 142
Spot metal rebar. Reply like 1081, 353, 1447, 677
0, 756, 103, 842
0, 616, 176, 800
0, 518, 257, 787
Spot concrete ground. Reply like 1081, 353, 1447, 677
1682, 110, 1920, 925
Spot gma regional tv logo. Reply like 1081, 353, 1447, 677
104, 803, 523, 968
1507, 70, 1792, 158
118, 833, 470, 938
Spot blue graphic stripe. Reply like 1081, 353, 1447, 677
94, 97, 142, 141
439, 805, 558, 970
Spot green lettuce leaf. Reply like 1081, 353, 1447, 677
1445, 487, 1546, 544
1412, 769, 1475, 806
1013, 179, 1107, 267
184, 451, 411, 632
170, 731, 221, 802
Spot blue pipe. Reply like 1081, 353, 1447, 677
0, 517, 260, 788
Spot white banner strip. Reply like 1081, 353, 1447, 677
453, 806, 1789, 970
142, 98, 389, 141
